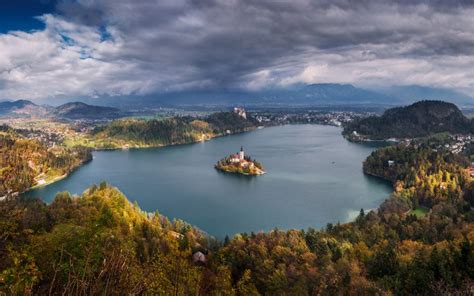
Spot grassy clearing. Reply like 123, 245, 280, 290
410, 207, 429, 218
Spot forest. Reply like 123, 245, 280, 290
0, 127, 91, 196
88, 112, 258, 149
2, 141, 474, 294
343, 101, 474, 140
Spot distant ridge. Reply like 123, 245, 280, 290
0, 100, 51, 117
277, 83, 395, 105
53, 102, 124, 120
79, 83, 397, 108
343, 100, 473, 140
0, 100, 125, 120
3, 84, 474, 110
58, 83, 473, 109
379, 85, 474, 106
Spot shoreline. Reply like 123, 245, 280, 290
363, 170, 395, 187
215, 165, 266, 176
14, 122, 396, 238
6, 169, 81, 200
18, 127, 260, 196
16, 157, 93, 197
30, 173, 68, 190
18, 123, 381, 199
80, 127, 259, 152
343, 134, 401, 143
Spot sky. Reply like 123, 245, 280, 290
0, 0, 473, 102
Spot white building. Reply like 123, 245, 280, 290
228, 146, 245, 163
233, 107, 247, 119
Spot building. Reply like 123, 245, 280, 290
468, 166, 474, 177
192, 251, 207, 264
229, 146, 245, 163
233, 107, 247, 119
229, 155, 240, 163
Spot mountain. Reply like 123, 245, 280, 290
376, 85, 474, 106
0, 100, 126, 120
97, 84, 472, 109
0, 100, 51, 117
52, 102, 124, 120
6, 84, 474, 110
343, 100, 473, 140
72, 83, 397, 108
261, 83, 396, 105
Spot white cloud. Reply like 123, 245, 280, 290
0, 0, 473, 101
0, 14, 153, 100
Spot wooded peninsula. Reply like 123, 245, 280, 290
0, 111, 257, 196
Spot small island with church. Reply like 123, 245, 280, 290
215, 146, 265, 176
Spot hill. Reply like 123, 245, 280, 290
77, 112, 257, 149
344, 100, 474, 140
0, 127, 91, 196
52, 102, 124, 120
0, 100, 125, 120
0, 100, 51, 118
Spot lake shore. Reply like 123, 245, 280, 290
22, 124, 392, 237
30, 174, 68, 190
215, 163, 266, 176
5, 157, 93, 199
12, 127, 259, 198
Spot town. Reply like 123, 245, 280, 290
249, 109, 372, 127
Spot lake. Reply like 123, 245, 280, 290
23, 125, 392, 238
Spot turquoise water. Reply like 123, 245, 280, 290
23, 125, 392, 237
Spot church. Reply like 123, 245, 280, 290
229, 146, 245, 163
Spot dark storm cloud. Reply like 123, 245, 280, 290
0, 0, 473, 99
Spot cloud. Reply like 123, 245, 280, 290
0, 0, 473, 101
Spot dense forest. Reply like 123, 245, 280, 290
344, 101, 474, 140
2, 142, 474, 294
0, 127, 91, 196
88, 112, 257, 149
364, 144, 470, 208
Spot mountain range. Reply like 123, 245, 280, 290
1, 84, 473, 111
375, 85, 474, 106
43, 84, 474, 108
0, 100, 124, 120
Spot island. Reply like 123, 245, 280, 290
215, 146, 265, 175
0, 109, 258, 197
